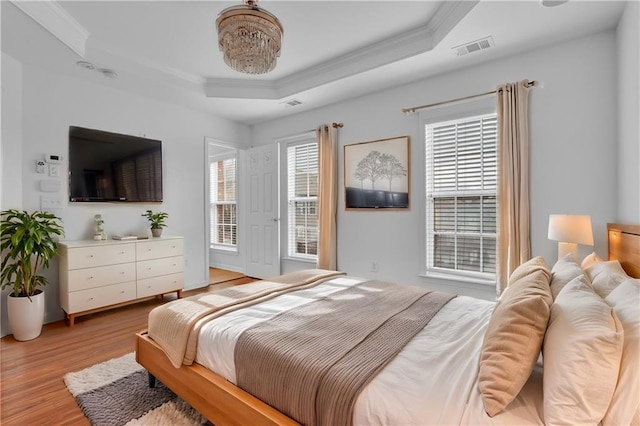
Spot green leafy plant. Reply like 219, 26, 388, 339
141, 210, 168, 229
0, 210, 64, 298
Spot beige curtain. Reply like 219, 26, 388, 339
316, 124, 338, 270
497, 80, 532, 294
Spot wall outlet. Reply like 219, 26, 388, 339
371, 261, 379, 273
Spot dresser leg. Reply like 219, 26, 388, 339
68, 314, 75, 327
177, 289, 182, 299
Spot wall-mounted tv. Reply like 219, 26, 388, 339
69, 126, 163, 202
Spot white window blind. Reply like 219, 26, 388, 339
210, 155, 237, 248
425, 113, 497, 277
287, 142, 318, 258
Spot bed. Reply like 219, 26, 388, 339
135, 223, 640, 425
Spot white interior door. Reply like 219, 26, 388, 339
244, 144, 280, 278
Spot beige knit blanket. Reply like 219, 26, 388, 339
148, 269, 344, 367
235, 280, 456, 426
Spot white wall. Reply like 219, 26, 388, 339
251, 31, 620, 300
617, 1, 640, 223
2, 60, 249, 332
1, 53, 24, 337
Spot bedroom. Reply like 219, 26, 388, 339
1, 0, 639, 424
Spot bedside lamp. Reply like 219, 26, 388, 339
548, 214, 594, 260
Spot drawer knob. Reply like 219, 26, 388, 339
148, 267, 152, 270
120, 272, 125, 274
120, 291, 125, 294
89, 276, 94, 280
173, 264, 176, 267
89, 297, 94, 301
148, 285, 152, 288
172, 246, 176, 248
147, 249, 152, 252
89, 255, 94, 258
120, 251, 125, 254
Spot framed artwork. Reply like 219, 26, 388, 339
344, 136, 410, 210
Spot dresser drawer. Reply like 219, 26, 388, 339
137, 273, 183, 299
137, 256, 184, 280
67, 244, 136, 270
136, 239, 184, 261
67, 282, 136, 313
68, 263, 136, 292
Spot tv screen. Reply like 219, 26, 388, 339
69, 126, 163, 202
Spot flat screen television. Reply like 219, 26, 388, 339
69, 126, 163, 202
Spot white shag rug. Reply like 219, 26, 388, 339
64, 352, 209, 426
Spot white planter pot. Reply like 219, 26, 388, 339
7, 291, 45, 341
151, 228, 163, 237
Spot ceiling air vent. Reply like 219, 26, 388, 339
453, 36, 495, 57
280, 99, 303, 108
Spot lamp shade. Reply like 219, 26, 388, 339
548, 214, 594, 246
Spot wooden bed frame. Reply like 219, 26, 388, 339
135, 224, 640, 426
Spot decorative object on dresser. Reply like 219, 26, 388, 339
0, 209, 64, 341
93, 214, 107, 240
142, 210, 169, 237
58, 236, 184, 326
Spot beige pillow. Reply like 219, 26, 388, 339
586, 260, 629, 298
543, 275, 624, 426
550, 253, 586, 299
602, 279, 640, 425
479, 269, 552, 417
581, 251, 603, 269
507, 256, 551, 288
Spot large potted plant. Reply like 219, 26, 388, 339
1, 210, 64, 341
142, 210, 168, 237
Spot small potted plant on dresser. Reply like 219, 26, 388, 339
142, 210, 168, 237
0, 210, 64, 341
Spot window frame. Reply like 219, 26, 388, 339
283, 134, 319, 262
421, 99, 497, 285
209, 151, 238, 251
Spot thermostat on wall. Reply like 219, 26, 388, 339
45, 153, 62, 163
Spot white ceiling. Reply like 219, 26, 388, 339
1, 1, 626, 125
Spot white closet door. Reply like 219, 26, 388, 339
244, 144, 280, 278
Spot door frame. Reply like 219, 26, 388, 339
204, 137, 243, 278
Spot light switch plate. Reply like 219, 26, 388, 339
40, 195, 62, 210
49, 164, 60, 177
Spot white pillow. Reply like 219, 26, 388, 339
581, 251, 603, 269
602, 279, 640, 426
586, 260, 630, 298
550, 253, 586, 300
543, 275, 624, 426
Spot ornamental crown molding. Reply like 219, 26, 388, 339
204, 0, 477, 100
11, 0, 89, 57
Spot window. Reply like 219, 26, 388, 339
287, 142, 318, 258
210, 154, 237, 248
425, 113, 497, 278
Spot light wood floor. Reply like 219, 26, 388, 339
0, 269, 253, 425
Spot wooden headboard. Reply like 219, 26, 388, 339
607, 223, 640, 278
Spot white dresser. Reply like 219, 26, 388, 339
58, 236, 184, 326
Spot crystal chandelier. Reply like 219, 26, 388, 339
216, 0, 284, 75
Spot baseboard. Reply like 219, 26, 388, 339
209, 263, 245, 274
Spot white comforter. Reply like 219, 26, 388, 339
195, 276, 544, 425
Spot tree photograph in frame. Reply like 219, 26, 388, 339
344, 136, 410, 210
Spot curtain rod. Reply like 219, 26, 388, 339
402, 80, 537, 115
